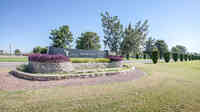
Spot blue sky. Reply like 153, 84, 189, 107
1, 0, 200, 53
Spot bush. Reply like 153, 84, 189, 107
172, 53, 178, 62
107, 56, 123, 62
70, 58, 110, 63
184, 54, 188, 61
29, 54, 70, 63
143, 54, 146, 59
152, 51, 159, 64
188, 55, 192, 61
136, 54, 139, 59
180, 54, 184, 61
164, 52, 170, 63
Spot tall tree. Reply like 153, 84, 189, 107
171, 45, 187, 54
76, 32, 101, 50
121, 21, 148, 59
14, 49, 21, 55
49, 25, 73, 48
144, 37, 156, 57
101, 11, 123, 55
155, 40, 169, 59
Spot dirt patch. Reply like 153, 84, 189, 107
0, 68, 145, 91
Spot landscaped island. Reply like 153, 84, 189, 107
11, 54, 135, 81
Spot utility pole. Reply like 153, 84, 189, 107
9, 44, 12, 56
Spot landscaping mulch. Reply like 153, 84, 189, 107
0, 68, 146, 91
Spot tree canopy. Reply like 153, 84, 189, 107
76, 32, 101, 50
144, 37, 156, 57
33, 46, 48, 54
49, 25, 73, 48
101, 11, 123, 55
171, 45, 187, 54
155, 40, 169, 59
121, 21, 148, 59
14, 49, 21, 55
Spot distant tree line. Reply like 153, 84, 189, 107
31, 11, 200, 63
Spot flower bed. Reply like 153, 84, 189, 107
107, 56, 123, 62
28, 54, 73, 73
107, 56, 123, 67
29, 54, 70, 63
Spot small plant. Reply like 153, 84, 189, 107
29, 54, 70, 63
180, 54, 184, 61
107, 56, 123, 62
184, 54, 188, 61
172, 53, 178, 62
152, 51, 159, 64
164, 52, 170, 63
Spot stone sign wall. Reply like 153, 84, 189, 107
48, 47, 107, 58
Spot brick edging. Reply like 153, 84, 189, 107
10, 67, 135, 81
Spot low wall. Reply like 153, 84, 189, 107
29, 61, 73, 73
72, 62, 123, 69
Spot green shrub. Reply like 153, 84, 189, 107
180, 54, 184, 61
70, 58, 110, 63
188, 55, 192, 61
172, 53, 178, 62
164, 52, 170, 63
136, 54, 139, 59
143, 54, 146, 59
184, 54, 188, 61
152, 51, 159, 64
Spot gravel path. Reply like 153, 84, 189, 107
0, 68, 146, 91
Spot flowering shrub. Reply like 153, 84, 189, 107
107, 56, 123, 62
28, 54, 70, 63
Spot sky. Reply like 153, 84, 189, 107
1, 0, 200, 53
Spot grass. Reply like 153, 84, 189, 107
1, 61, 200, 111
0, 57, 28, 62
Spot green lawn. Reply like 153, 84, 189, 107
0, 57, 28, 62
1, 61, 200, 112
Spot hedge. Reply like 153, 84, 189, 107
28, 54, 70, 63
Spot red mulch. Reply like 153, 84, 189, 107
0, 69, 145, 91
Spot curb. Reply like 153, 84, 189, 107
10, 67, 135, 81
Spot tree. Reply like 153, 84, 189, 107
49, 25, 73, 48
120, 21, 148, 59
184, 54, 188, 61
152, 51, 159, 64
171, 45, 187, 54
180, 54, 184, 61
15, 49, 21, 55
76, 32, 101, 50
101, 12, 123, 55
155, 40, 169, 59
172, 53, 178, 62
164, 52, 170, 63
33, 46, 42, 53
144, 37, 156, 57
33, 46, 48, 54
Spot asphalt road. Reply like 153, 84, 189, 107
0, 62, 26, 70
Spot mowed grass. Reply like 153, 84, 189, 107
0, 57, 28, 62
1, 61, 200, 112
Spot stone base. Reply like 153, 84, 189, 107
10, 66, 135, 81
29, 61, 73, 73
